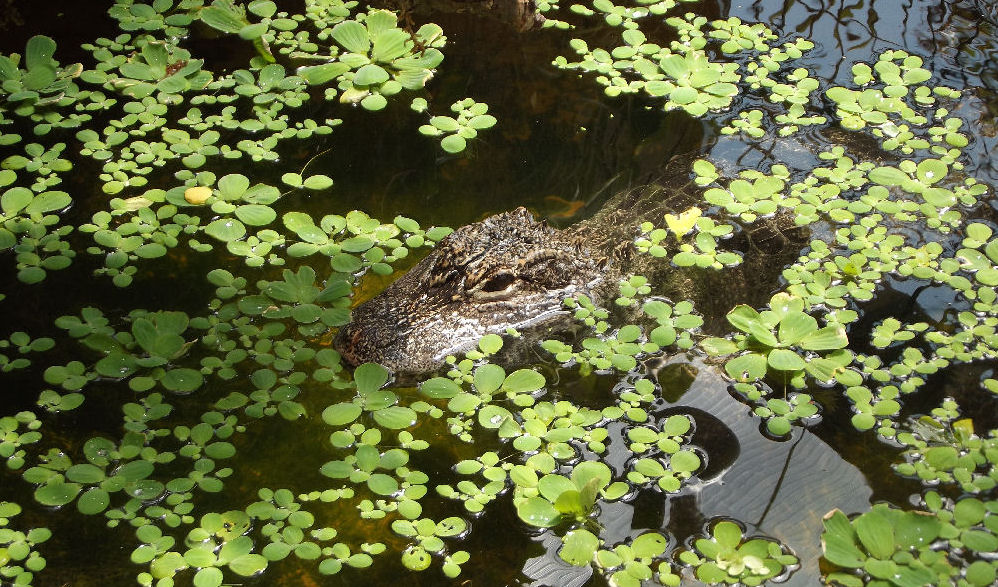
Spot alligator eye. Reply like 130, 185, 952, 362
479, 272, 516, 293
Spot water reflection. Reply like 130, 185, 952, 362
731, 0, 998, 179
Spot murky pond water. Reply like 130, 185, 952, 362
1, 0, 997, 586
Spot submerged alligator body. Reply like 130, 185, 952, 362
335, 154, 801, 373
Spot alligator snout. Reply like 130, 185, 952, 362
333, 321, 367, 368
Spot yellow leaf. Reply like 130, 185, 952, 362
184, 186, 212, 205
664, 207, 701, 239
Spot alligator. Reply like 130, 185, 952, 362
334, 152, 805, 374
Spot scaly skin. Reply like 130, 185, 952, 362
335, 155, 803, 374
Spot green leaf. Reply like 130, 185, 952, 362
193, 567, 223, 587
854, 508, 895, 560
77, 487, 110, 515
161, 368, 203, 392
516, 496, 562, 527
360, 93, 388, 111
353, 64, 389, 86
502, 369, 545, 394
440, 134, 467, 153
332, 21, 370, 53
354, 363, 389, 393
724, 353, 767, 381
248, 0, 277, 18
712, 521, 743, 549
35, 480, 81, 506
25, 190, 71, 215
25, 35, 57, 71
298, 62, 350, 85
371, 29, 410, 62
200, 6, 246, 33
701, 337, 737, 355
559, 529, 599, 566
367, 473, 399, 495
228, 553, 267, 576
800, 324, 848, 350
768, 348, 805, 371
204, 218, 247, 242
893, 511, 941, 549
420, 377, 461, 399
234, 204, 276, 226
659, 54, 690, 79
726, 304, 764, 334
778, 311, 818, 345
868, 166, 909, 186
373, 406, 416, 429
670, 450, 700, 474
473, 364, 505, 394
1, 187, 33, 215
302, 175, 334, 191
321, 402, 361, 426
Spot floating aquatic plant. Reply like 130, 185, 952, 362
323, 9, 445, 110
679, 520, 798, 586
0, 35, 88, 136
635, 206, 742, 268
703, 292, 854, 387
0, 501, 49, 586
418, 98, 497, 154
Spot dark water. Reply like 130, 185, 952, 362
1, 0, 997, 586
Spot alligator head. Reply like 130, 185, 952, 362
334, 207, 613, 373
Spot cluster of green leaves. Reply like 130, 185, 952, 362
818, 396, 997, 587
22, 403, 242, 519
0, 502, 50, 586
554, 22, 740, 114
568, 0, 697, 28
725, 37, 824, 137
696, 71, 983, 234
0, 0, 476, 289
0, 155, 75, 284
405, 338, 725, 581
393, 517, 468, 575
553, 11, 817, 126
541, 276, 702, 376
0, 413, 41, 470
0, 35, 91, 136
0, 332, 53, 373
702, 293, 854, 388
635, 204, 741, 268
534, 0, 573, 30
198, 0, 294, 64
592, 533, 681, 587
513, 461, 614, 528
133, 511, 266, 587
2, 205, 470, 581
699, 293, 852, 435
75, 174, 446, 283
416, 98, 497, 154
893, 407, 997, 495
678, 520, 798, 585
308, 9, 445, 110
625, 412, 700, 490
698, 160, 790, 223
822, 499, 997, 587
